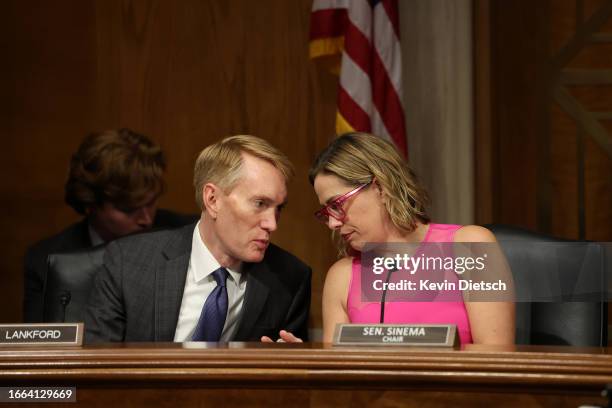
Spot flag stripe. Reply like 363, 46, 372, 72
373, 4, 402, 94
372, 63, 406, 151
381, 0, 400, 39
312, 0, 350, 12
370, 2, 406, 152
346, 0, 372, 42
310, 9, 348, 40
372, 54, 406, 152
339, 52, 372, 114
371, 105, 394, 143
310, 0, 407, 156
342, 20, 372, 76
338, 86, 372, 131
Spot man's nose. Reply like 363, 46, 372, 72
261, 210, 278, 232
134, 206, 155, 228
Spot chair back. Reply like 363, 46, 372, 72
486, 224, 607, 346
43, 245, 106, 323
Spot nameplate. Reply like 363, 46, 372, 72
0, 323, 83, 347
333, 324, 458, 347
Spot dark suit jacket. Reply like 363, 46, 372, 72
23, 209, 198, 323
84, 224, 311, 342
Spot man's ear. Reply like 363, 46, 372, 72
202, 183, 221, 219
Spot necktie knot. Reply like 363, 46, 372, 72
212, 267, 228, 287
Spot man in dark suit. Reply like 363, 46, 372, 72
85, 135, 311, 342
24, 129, 196, 323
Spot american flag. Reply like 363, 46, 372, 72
310, 0, 407, 156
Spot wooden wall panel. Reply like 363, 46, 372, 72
477, 0, 612, 241
550, 103, 580, 239
487, 0, 550, 231
585, 122, 612, 241
0, 0, 338, 326
0, 0, 100, 323
549, 1, 612, 241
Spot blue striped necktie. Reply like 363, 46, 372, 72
191, 267, 229, 341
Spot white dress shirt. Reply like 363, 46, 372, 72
173, 222, 247, 342
88, 223, 105, 247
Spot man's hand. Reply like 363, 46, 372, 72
260, 330, 303, 343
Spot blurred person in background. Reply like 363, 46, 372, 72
24, 128, 195, 322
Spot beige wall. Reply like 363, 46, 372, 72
400, 0, 475, 225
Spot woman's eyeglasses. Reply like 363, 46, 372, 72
314, 181, 372, 223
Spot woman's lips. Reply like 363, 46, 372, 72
341, 232, 353, 242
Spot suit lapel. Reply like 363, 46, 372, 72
233, 261, 271, 340
154, 224, 194, 341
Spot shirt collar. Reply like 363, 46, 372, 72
87, 222, 105, 247
191, 221, 243, 284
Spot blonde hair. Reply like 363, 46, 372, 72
309, 132, 430, 254
193, 135, 294, 210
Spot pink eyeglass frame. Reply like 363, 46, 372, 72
314, 180, 373, 223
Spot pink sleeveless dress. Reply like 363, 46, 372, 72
346, 223, 473, 344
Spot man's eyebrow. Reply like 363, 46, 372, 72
253, 195, 288, 207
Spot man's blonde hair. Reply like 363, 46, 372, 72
193, 135, 294, 210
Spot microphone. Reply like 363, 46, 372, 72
59, 291, 71, 323
379, 268, 398, 323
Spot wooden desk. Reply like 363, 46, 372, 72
0, 343, 611, 407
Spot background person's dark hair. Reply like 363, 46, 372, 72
64, 128, 166, 215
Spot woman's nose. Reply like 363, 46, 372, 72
327, 216, 343, 229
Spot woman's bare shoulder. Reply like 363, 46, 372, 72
323, 256, 354, 304
455, 225, 497, 242
327, 256, 354, 279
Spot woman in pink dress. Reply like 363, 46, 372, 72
266, 132, 514, 344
